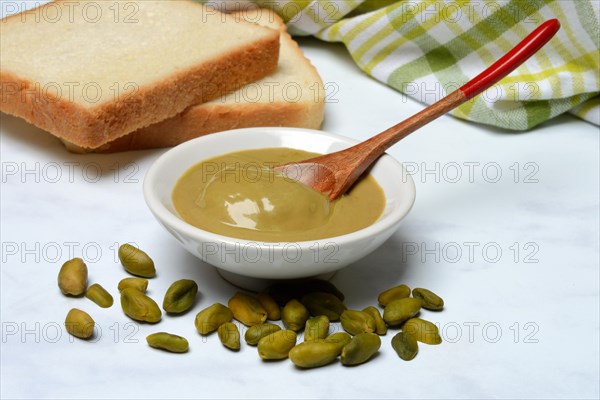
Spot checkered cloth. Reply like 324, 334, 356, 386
200, 0, 600, 129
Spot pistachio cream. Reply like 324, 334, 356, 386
172, 148, 385, 242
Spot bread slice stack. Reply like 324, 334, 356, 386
0, 1, 325, 152
66, 8, 325, 153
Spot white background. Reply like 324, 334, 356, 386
1, 2, 599, 399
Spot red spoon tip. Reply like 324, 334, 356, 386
460, 18, 561, 100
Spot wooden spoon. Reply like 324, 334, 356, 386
275, 19, 561, 200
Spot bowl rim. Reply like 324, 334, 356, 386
143, 127, 416, 248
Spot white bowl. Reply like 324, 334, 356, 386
143, 127, 415, 285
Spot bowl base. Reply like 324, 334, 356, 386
216, 269, 337, 292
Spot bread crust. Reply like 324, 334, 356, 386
64, 100, 324, 153
64, 9, 325, 153
0, 1, 280, 149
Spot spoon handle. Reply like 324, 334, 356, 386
364, 19, 561, 151
460, 19, 561, 99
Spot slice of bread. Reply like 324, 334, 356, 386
0, 0, 280, 149
64, 8, 325, 153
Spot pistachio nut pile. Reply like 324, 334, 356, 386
200, 280, 445, 367
58, 244, 446, 367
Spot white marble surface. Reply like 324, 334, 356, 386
1, 14, 599, 400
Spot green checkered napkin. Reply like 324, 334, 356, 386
200, 0, 599, 129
